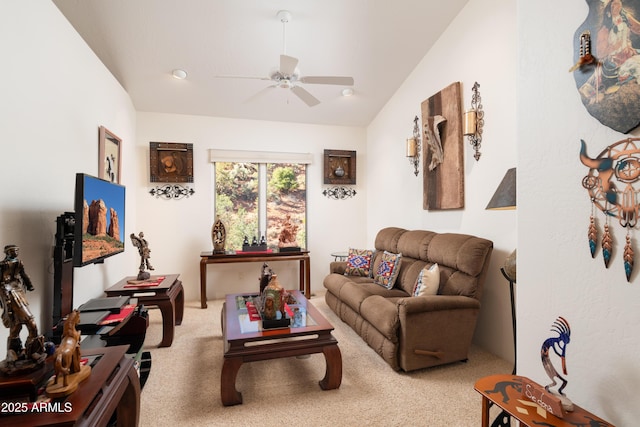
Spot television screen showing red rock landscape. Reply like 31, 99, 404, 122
74, 173, 125, 266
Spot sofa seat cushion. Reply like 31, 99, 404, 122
323, 273, 371, 298
338, 281, 375, 314
360, 295, 399, 342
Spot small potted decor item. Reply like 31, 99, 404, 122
130, 232, 154, 280
211, 217, 226, 254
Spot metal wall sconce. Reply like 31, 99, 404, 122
406, 116, 421, 176
463, 82, 484, 161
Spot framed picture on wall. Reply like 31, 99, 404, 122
149, 142, 194, 183
99, 126, 122, 184
324, 149, 356, 185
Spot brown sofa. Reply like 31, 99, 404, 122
323, 227, 493, 372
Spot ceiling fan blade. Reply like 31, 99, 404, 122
291, 86, 320, 107
299, 76, 355, 85
243, 85, 277, 104
215, 75, 271, 81
280, 54, 299, 76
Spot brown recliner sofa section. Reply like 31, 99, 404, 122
323, 227, 493, 372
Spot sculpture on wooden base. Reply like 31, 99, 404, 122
46, 310, 91, 397
212, 217, 226, 254
130, 231, 154, 280
540, 316, 574, 412
0, 244, 46, 375
277, 214, 301, 252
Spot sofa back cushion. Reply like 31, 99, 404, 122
344, 248, 374, 277
374, 227, 493, 300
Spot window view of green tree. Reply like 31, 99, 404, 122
215, 162, 258, 250
214, 161, 306, 251
267, 163, 306, 248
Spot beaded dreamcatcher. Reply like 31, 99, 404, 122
580, 138, 640, 281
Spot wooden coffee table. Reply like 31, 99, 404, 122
220, 289, 341, 406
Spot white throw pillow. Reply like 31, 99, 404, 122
412, 263, 440, 296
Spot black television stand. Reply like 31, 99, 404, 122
53, 212, 75, 328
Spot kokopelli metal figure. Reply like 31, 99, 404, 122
540, 316, 571, 395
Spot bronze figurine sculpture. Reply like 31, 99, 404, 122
0, 244, 46, 374
130, 231, 154, 280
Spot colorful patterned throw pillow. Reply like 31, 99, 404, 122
412, 263, 440, 296
374, 251, 402, 289
344, 248, 374, 277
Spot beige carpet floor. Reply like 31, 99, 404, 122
138, 293, 510, 427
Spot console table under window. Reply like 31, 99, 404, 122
199, 250, 310, 308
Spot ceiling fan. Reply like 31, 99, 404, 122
216, 10, 354, 107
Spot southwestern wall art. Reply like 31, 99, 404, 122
421, 82, 464, 210
99, 126, 122, 184
580, 137, 640, 282
572, 0, 640, 133
149, 142, 194, 183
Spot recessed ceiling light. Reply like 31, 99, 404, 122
341, 88, 354, 97
172, 69, 188, 80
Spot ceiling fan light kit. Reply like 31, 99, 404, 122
215, 10, 354, 107
277, 10, 292, 24
172, 69, 187, 80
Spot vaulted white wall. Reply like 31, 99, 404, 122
518, 1, 640, 424
367, 0, 517, 370
0, 2, 138, 351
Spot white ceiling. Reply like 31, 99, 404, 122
53, 0, 468, 127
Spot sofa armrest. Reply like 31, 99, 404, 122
395, 295, 481, 371
330, 261, 347, 274
396, 295, 480, 314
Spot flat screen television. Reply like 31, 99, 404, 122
73, 173, 126, 267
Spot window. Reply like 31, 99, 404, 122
211, 150, 311, 251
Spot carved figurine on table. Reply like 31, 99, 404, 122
262, 274, 284, 320
0, 244, 46, 374
259, 262, 274, 294
541, 316, 574, 412
277, 214, 300, 251
211, 216, 226, 254
46, 310, 91, 397
130, 231, 155, 280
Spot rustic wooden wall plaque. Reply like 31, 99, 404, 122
421, 82, 464, 210
323, 149, 356, 185
149, 142, 194, 183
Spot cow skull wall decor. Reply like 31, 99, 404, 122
580, 137, 640, 281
